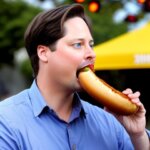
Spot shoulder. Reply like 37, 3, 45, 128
146, 129, 150, 139
81, 100, 125, 130
0, 89, 29, 107
81, 100, 113, 119
81, 100, 133, 146
0, 89, 29, 123
0, 90, 29, 149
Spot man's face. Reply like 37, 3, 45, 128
46, 17, 96, 92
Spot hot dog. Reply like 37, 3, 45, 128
78, 67, 139, 115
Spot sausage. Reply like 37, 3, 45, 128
78, 67, 139, 115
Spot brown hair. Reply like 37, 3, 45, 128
24, 3, 92, 77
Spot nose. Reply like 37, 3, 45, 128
84, 46, 96, 61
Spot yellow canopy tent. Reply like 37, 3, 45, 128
94, 23, 150, 70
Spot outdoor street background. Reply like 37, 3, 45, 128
0, 0, 150, 129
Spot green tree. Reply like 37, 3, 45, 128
63, 0, 128, 45
0, 0, 41, 65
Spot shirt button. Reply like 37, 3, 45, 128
72, 144, 76, 150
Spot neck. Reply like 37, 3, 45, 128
36, 78, 74, 122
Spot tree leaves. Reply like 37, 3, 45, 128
0, 0, 41, 65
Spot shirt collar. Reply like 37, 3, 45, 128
28, 80, 47, 117
28, 80, 86, 119
69, 93, 86, 122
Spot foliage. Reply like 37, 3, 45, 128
87, 3, 127, 45
19, 59, 33, 85
63, 0, 128, 45
0, 0, 41, 65
0, 0, 128, 80
0, 0, 128, 65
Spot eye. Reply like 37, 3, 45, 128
73, 43, 82, 49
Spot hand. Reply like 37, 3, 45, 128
121, 89, 146, 136
120, 89, 150, 150
106, 88, 146, 136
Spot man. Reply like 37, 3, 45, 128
0, 4, 149, 150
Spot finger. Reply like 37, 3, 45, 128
122, 88, 133, 94
128, 91, 141, 99
130, 98, 141, 106
136, 103, 146, 117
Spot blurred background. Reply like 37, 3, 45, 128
0, 0, 150, 128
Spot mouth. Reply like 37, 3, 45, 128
88, 64, 94, 71
76, 64, 94, 78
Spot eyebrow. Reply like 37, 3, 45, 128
70, 38, 94, 43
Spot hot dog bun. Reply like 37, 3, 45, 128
78, 67, 139, 115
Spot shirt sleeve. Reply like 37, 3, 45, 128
107, 113, 134, 150
0, 115, 20, 150
115, 121, 134, 150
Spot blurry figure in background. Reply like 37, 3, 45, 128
0, 4, 150, 150
0, 80, 9, 100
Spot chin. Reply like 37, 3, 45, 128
74, 82, 83, 92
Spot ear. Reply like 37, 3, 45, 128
37, 45, 49, 62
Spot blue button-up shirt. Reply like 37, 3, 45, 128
0, 80, 149, 150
